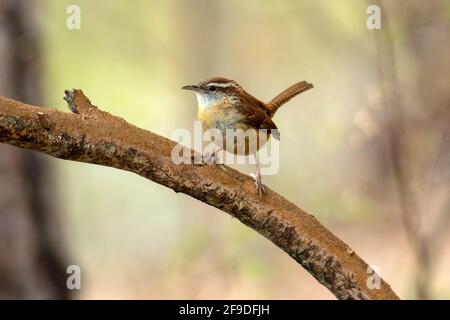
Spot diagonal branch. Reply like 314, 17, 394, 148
0, 89, 399, 300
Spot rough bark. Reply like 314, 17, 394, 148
0, 90, 399, 300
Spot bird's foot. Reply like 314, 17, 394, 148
250, 171, 265, 198
203, 151, 222, 165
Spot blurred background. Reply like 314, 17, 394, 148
0, 0, 449, 299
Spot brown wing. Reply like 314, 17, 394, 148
238, 94, 280, 140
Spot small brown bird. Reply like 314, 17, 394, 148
182, 77, 313, 196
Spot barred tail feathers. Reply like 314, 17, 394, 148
266, 81, 313, 115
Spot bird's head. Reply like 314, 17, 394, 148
182, 77, 243, 109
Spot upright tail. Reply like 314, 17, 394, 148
266, 81, 313, 116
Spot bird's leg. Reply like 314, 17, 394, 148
250, 153, 265, 197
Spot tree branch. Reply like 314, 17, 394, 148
0, 90, 399, 300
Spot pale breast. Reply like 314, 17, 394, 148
197, 99, 247, 133
197, 99, 270, 155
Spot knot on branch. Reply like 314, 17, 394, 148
36, 112, 52, 130
64, 89, 98, 115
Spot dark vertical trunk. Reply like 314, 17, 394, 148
0, 0, 69, 299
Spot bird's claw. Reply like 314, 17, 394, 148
203, 151, 222, 165
203, 151, 215, 164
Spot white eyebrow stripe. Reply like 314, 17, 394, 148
206, 82, 238, 88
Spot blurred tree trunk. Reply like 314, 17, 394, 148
373, 0, 450, 299
0, 0, 69, 299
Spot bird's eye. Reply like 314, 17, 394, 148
209, 86, 216, 92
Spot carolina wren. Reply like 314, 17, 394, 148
182, 77, 313, 196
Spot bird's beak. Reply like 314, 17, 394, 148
182, 84, 201, 91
